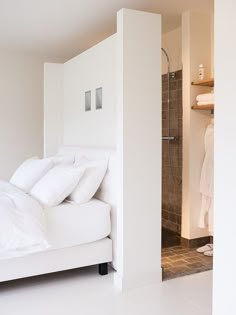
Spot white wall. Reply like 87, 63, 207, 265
182, 11, 212, 239
0, 50, 63, 180
213, 0, 236, 314
115, 9, 162, 290
44, 9, 162, 291
162, 27, 182, 74
63, 35, 117, 148
44, 63, 64, 157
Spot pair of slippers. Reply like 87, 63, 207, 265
196, 244, 213, 257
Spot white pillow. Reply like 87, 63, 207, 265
10, 157, 54, 193
67, 157, 108, 204
30, 164, 85, 208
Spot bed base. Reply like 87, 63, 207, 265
0, 238, 112, 282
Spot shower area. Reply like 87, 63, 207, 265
160, 10, 214, 281
161, 48, 183, 248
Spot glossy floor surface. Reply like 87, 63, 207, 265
0, 267, 212, 315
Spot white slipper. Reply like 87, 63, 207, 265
204, 250, 213, 257
196, 244, 213, 253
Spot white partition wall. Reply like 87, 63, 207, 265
115, 9, 162, 290
44, 36, 117, 155
44, 63, 64, 157
214, 0, 236, 314
63, 35, 117, 148
44, 9, 162, 290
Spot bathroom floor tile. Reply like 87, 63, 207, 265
162, 246, 213, 281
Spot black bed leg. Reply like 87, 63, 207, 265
98, 263, 108, 276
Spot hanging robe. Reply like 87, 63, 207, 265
199, 124, 214, 234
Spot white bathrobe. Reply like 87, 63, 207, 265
199, 124, 214, 234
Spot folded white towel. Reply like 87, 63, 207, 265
196, 93, 214, 102
197, 101, 214, 106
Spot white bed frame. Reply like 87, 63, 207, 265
0, 146, 117, 282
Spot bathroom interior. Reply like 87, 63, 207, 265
161, 8, 214, 280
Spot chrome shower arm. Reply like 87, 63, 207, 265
161, 48, 170, 73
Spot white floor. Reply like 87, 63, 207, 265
0, 267, 212, 315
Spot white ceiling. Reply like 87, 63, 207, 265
0, 0, 214, 60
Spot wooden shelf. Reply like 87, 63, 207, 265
192, 104, 214, 110
191, 78, 214, 87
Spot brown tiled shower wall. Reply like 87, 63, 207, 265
162, 70, 183, 234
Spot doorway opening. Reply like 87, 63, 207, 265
161, 10, 214, 280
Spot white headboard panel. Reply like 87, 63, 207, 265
58, 145, 118, 269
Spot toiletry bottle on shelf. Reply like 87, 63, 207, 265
199, 64, 205, 80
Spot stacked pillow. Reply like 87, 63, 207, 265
10, 157, 54, 193
30, 164, 84, 207
67, 156, 108, 204
10, 153, 108, 208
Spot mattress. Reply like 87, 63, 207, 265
45, 198, 111, 250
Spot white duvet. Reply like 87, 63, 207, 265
0, 180, 49, 260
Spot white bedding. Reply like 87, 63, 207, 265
0, 181, 49, 260
0, 179, 111, 261
46, 199, 111, 250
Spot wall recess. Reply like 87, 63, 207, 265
96, 87, 103, 110
85, 91, 91, 111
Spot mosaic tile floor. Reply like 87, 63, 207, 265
162, 245, 213, 281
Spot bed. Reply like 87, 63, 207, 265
0, 146, 117, 282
